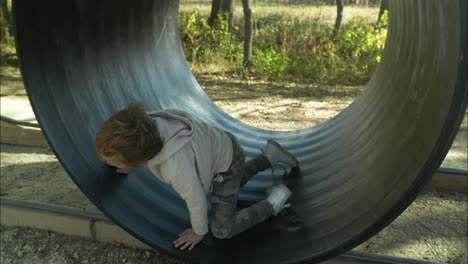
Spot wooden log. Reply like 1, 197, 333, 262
430, 168, 467, 193
0, 120, 48, 147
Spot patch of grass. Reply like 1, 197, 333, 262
179, 5, 387, 84
179, 2, 380, 25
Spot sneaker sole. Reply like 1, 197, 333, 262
267, 139, 300, 167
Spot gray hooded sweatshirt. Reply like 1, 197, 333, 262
147, 110, 233, 235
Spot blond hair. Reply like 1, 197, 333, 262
95, 103, 162, 167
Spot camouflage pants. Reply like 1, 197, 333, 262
210, 133, 274, 239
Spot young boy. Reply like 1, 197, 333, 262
95, 103, 299, 251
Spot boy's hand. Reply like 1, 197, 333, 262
174, 229, 204, 251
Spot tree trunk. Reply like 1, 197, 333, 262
221, 0, 233, 30
208, 0, 233, 30
208, 0, 221, 27
333, 0, 344, 37
242, 0, 253, 68
0, 0, 13, 36
377, 0, 389, 25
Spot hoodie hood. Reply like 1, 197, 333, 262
148, 110, 194, 165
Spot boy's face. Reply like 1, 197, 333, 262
98, 155, 148, 174
101, 155, 132, 170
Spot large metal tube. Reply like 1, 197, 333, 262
13, 0, 467, 263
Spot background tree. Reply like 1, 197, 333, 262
377, 0, 389, 24
208, 0, 233, 30
333, 0, 344, 36
242, 0, 253, 68
0, 0, 13, 38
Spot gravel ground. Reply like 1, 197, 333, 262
1, 188, 466, 264
0, 225, 187, 264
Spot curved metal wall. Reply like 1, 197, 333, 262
13, 0, 467, 263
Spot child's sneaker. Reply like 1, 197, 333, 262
266, 184, 292, 216
263, 139, 299, 168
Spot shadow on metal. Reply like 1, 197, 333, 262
13, 0, 467, 263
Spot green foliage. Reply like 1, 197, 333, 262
180, 10, 242, 66
180, 10, 388, 84
0, 7, 14, 48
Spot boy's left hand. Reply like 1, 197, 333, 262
174, 228, 204, 251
